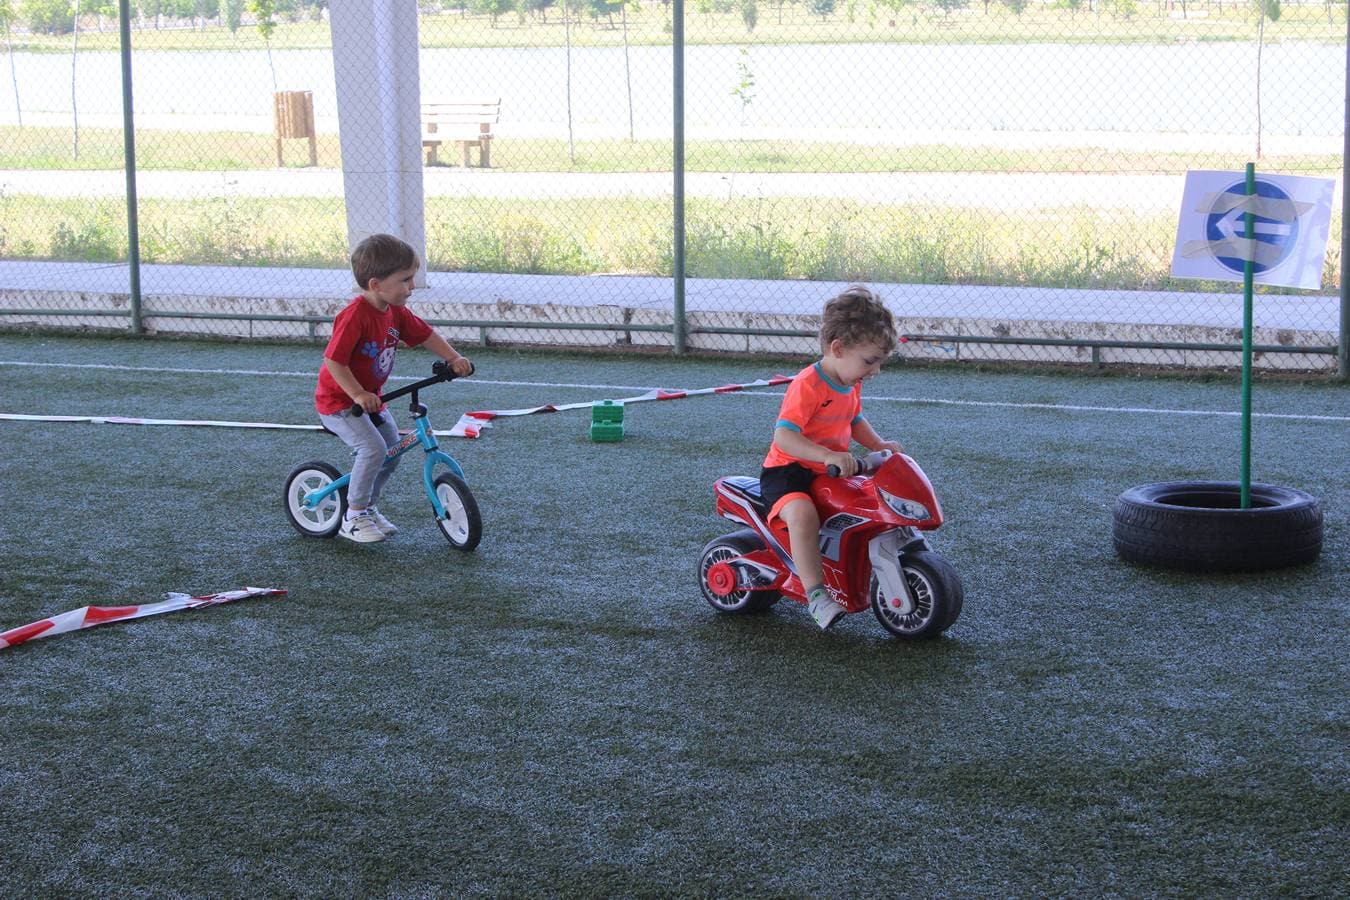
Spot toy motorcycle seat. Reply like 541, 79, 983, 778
721, 475, 771, 519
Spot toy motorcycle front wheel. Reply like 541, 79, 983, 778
698, 530, 781, 614
871, 550, 963, 639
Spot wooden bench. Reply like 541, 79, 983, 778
421, 98, 501, 168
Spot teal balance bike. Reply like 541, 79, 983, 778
283, 361, 481, 551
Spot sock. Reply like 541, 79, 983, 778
806, 585, 829, 604
347, 509, 365, 521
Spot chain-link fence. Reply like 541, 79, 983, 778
0, 0, 1344, 372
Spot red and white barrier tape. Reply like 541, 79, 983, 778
450, 375, 792, 437
0, 375, 792, 440
0, 586, 287, 651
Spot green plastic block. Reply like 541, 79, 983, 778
590, 400, 625, 441
591, 400, 625, 424
590, 421, 625, 442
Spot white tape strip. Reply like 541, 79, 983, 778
1195, 190, 1313, 220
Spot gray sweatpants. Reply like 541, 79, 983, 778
319, 408, 402, 511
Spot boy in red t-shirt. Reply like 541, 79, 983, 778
760, 286, 902, 629
315, 234, 473, 543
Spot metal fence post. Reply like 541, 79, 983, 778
118, 0, 142, 335
672, 0, 687, 355
1341, 6, 1348, 378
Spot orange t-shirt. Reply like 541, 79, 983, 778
762, 362, 862, 472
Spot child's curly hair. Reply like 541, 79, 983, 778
351, 233, 419, 291
820, 285, 897, 355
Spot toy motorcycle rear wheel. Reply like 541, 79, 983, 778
871, 550, 963, 640
698, 530, 781, 614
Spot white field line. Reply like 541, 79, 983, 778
1, 358, 1347, 423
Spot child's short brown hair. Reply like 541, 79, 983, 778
351, 233, 419, 291
820, 285, 897, 355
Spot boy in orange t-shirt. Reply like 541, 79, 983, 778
760, 286, 902, 630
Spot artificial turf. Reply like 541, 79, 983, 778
0, 333, 1345, 896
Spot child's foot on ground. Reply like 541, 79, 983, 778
367, 506, 398, 536
339, 510, 386, 543
807, 589, 846, 630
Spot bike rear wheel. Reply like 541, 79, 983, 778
284, 460, 346, 538
432, 473, 482, 551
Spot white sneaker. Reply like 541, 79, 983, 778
339, 510, 386, 543
367, 506, 398, 536
808, 591, 847, 630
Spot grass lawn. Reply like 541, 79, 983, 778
0, 332, 1346, 895
2, 125, 1342, 176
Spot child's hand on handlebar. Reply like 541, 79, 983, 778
824, 450, 858, 477
449, 356, 474, 377
352, 390, 381, 414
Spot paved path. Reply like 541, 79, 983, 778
0, 260, 1335, 332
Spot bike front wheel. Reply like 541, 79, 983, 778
431, 473, 482, 551
284, 460, 346, 538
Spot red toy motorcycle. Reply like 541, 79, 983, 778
698, 451, 963, 639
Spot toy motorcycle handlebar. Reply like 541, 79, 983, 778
351, 360, 474, 421
826, 450, 894, 479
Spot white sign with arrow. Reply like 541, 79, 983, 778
1171, 170, 1335, 291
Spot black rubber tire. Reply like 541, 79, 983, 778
283, 460, 346, 538
431, 473, 482, 552
698, 530, 782, 614
870, 550, 964, 640
1113, 481, 1322, 572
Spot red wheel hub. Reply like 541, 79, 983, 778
706, 562, 739, 597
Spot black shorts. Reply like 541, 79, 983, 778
759, 462, 817, 514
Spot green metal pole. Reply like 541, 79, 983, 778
1340, 4, 1348, 378
671, 0, 686, 355
1241, 162, 1255, 509
118, 0, 142, 334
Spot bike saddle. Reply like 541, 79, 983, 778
721, 476, 771, 520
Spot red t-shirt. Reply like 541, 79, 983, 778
762, 362, 863, 472
314, 297, 434, 415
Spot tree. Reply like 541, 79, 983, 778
86, 0, 116, 31
23, 0, 75, 33
247, 0, 278, 91
808, 0, 835, 17
520, 0, 555, 20
0, 0, 20, 127
194, 0, 221, 28
70, 0, 80, 158
739, 0, 756, 30
583, 0, 621, 25
225, 0, 243, 30
474, 0, 515, 26
141, 0, 164, 27
730, 47, 755, 125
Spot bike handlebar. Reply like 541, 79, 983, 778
826, 450, 893, 479
351, 360, 474, 422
